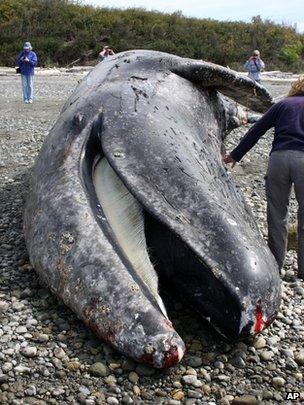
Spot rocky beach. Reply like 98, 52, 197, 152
0, 68, 303, 404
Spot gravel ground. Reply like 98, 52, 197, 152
0, 70, 303, 405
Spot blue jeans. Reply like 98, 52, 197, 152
21, 74, 34, 102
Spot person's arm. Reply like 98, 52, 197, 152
258, 59, 265, 70
229, 102, 279, 162
244, 59, 251, 71
29, 52, 37, 67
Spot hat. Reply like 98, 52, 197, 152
252, 50, 260, 56
23, 42, 32, 51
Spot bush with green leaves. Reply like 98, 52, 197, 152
1, 0, 303, 71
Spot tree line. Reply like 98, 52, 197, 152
0, 0, 303, 71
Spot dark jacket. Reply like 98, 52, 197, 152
231, 95, 304, 161
17, 51, 38, 76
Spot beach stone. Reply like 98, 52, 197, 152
231, 356, 246, 368
21, 346, 37, 357
128, 371, 139, 384
259, 350, 274, 361
107, 397, 119, 405
89, 362, 109, 377
0, 374, 9, 383
2, 362, 13, 373
181, 375, 202, 388
52, 388, 65, 397
262, 390, 273, 399
0, 301, 9, 313
25, 385, 37, 396
294, 350, 304, 365
272, 377, 285, 388
172, 390, 185, 401
79, 386, 91, 396
232, 395, 259, 405
121, 395, 133, 404
188, 389, 202, 398
295, 286, 304, 296
36, 333, 49, 343
187, 356, 203, 368
65, 361, 81, 372
53, 347, 66, 359
15, 326, 27, 334
14, 365, 31, 373
104, 375, 117, 386
253, 336, 266, 349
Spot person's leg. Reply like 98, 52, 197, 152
21, 75, 28, 102
290, 152, 304, 279
28, 75, 34, 102
266, 151, 292, 269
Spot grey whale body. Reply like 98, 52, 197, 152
24, 50, 281, 368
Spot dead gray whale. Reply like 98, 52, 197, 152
24, 50, 281, 368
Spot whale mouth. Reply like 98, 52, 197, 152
92, 156, 246, 339
80, 125, 279, 342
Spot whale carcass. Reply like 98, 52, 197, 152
24, 50, 281, 368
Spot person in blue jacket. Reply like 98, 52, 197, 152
17, 42, 38, 103
244, 50, 265, 84
223, 76, 304, 281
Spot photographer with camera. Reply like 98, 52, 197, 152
244, 50, 265, 84
16, 42, 38, 104
98, 46, 115, 63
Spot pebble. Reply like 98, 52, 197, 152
15, 326, 27, 334
231, 355, 246, 368
172, 390, 185, 401
25, 385, 37, 396
107, 398, 119, 405
14, 365, 31, 373
21, 346, 37, 357
259, 350, 274, 361
181, 375, 202, 387
128, 371, 139, 384
272, 377, 285, 388
53, 347, 66, 359
65, 361, 81, 371
36, 333, 49, 343
89, 362, 110, 377
187, 356, 203, 367
294, 350, 304, 365
2, 362, 13, 373
253, 336, 266, 349
0, 300, 9, 312
232, 395, 259, 405
262, 390, 273, 399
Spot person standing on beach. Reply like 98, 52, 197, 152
98, 46, 115, 62
17, 42, 38, 104
223, 76, 304, 281
244, 50, 265, 84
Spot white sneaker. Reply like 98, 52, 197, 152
28, 99, 33, 104
24, 99, 29, 103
